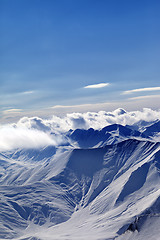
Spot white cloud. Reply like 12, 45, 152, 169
0, 126, 58, 151
1, 108, 160, 151
17, 116, 51, 132
84, 83, 110, 89
10, 108, 160, 133
20, 91, 35, 95
123, 87, 160, 94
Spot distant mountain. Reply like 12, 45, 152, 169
68, 124, 147, 148
126, 119, 159, 133
142, 120, 160, 137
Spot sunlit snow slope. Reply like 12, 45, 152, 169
0, 122, 160, 240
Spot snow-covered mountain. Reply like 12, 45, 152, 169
67, 124, 147, 148
0, 120, 160, 240
143, 120, 160, 137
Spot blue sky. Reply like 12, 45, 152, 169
0, 0, 160, 121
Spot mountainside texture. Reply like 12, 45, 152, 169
0, 122, 160, 240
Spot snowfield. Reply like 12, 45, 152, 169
0, 110, 160, 240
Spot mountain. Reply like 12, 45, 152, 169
143, 120, 160, 137
126, 119, 158, 132
68, 124, 147, 148
0, 123, 160, 240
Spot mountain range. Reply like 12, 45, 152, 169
0, 120, 160, 239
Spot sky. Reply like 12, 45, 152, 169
0, 0, 160, 123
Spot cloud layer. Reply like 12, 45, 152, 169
0, 108, 160, 151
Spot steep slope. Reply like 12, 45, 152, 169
143, 120, 160, 137
32, 140, 160, 240
126, 119, 158, 132
0, 137, 160, 239
0, 147, 75, 239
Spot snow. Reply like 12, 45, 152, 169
0, 118, 160, 240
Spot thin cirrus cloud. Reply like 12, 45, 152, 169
123, 87, 160, 94
129, 94, 160, 100
3, 109, 23, 115
20, 91, 35, 95
84, 83, 110, 89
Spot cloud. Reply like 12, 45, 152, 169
3, 109, 23, 115
20, 91, 34, 95
0, 126, 57, 151
84, 83, 110, 89
129, 95, 160, 100
1, 108, 160, 151
10, 108, 160, 133
69, 116, 89, 129
1, 95, 159, 124
123, 87, 160, 94
17, 117, 51, 132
